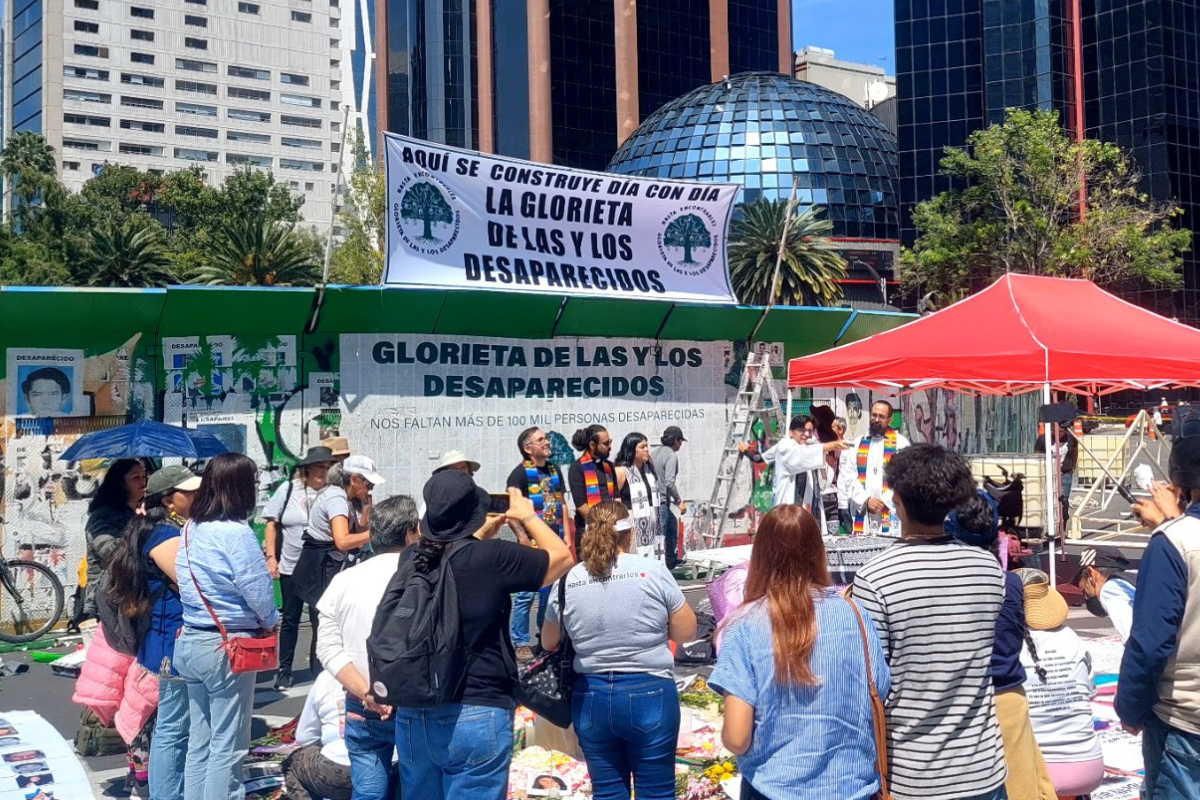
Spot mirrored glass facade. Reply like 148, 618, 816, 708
608, 72, 899, 241
897, 0, 1200, 321
10, 0, 44, 134
380, 1, 786, 170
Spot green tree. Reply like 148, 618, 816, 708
330, 134, 385, 284
901, 108, 1191, 303
80, 166, 164, 216
193, 215, 321, 286
81, 216, 175, 287
728, 201, 847, 306
400, 182, 452, 241
663, 214, 712, 264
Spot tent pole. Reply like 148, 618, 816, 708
786, 388, 794, 426
1043, 382, 1058, 586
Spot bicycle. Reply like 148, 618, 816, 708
0, 522, 66, 643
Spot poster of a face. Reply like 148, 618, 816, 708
7, 351, 87, 418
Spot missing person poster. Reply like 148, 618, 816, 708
382, 133, 741, 303
6, 349, 88, 418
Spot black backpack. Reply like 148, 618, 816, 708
367, 539, 473, 708
95, 568, 166, 658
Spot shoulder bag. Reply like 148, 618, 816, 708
515, 576, 574, 728
184, 522, 279, 674
845, 598, 894, 800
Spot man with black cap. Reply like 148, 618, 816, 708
1071, 546, 1137, 642
1116, 434, 1200, 795
651, 426, 687, 569
389, 469, 573, 800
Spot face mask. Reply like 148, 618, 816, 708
869, 422, 886, 438
1085, 595, 1109, 618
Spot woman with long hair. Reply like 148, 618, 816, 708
614, 433, 664, 560
84, 458, 148, 616
1016, 568, 1104, 798
541, 501, 697, 800
174, 453, 279, 800
261, 446, 335, 690
710, 505, 889, 800
106, 465, 201, 800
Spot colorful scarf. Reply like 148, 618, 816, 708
854, 429, 898, 535
580, 452, 615, 509
525, 459, 563, 532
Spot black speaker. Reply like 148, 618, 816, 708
1038, 402, 1078, 425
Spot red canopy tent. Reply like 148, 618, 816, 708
787, 273, 1200, 397
786, 273, 1200, 584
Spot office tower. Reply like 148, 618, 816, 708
376, 0, 793, 171
4, 0, 346, 228
896, 0, 1199, 319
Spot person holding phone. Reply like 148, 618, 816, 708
506, 427, 569, 660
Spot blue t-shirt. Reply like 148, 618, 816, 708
139, 522, 184, 676
710, 590, 891, 800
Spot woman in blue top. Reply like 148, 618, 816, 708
710, 505, 890, 800
175, 453, 279, 800
107, 464, 201, 800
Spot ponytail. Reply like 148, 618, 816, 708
1024, 630, 1048, 683
571, 425, 607, 453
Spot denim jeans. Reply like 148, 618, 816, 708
572, 672, 680, 800
345, 695, 396, 800
174, 627, 257, 800
394, 703, 513, 800
150, 676, 189, 800
279, 573, 319, 674
511, 592, 535, 647
1142, 714, 1200, 799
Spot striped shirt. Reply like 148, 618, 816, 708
709, 589, 891, 800
853, 537, 1006, 800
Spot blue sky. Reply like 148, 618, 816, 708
792, 0, 896, 73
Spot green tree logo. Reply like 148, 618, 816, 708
662, 213, 711, 264
399, 181, 453, 243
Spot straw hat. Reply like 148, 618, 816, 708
324, 436, 351, 457
1016, 568, 1068, 630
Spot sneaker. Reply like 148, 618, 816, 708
273, 670, 293, 691
515, 646, 534, 662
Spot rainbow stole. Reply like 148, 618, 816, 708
525, 460, 562, 530
854, 429, 898, 534
580, 453, 614, 509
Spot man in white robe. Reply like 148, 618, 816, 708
838, 400, 911, 536
740, 416, 849, 513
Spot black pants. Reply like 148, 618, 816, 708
741, 778, 770, 800
278, 573, 319, 675
283, 745, 352, 800
662, 506, 680, 569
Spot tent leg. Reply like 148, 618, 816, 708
1043, 383, 1058, 586
786, 388, 793, 425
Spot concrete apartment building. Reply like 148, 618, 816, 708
4, 0, 350, 230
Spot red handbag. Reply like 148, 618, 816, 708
184, 523, 279, 674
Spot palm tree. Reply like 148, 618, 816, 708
728, 201, 848, 306
192, 216, 321, 286
83, 218, 176, 287
2, 132, 60, 230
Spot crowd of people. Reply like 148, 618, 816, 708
69, 410, 1200, 800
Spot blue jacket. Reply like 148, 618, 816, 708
991, 571, 1028, 692
1116, 505, 1200, 733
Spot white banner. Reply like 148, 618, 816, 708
339, 334, 752, 503
383, 133, 740, 303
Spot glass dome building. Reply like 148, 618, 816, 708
607, 72, 900, 244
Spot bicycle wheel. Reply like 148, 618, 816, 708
0, 560, 65, 643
